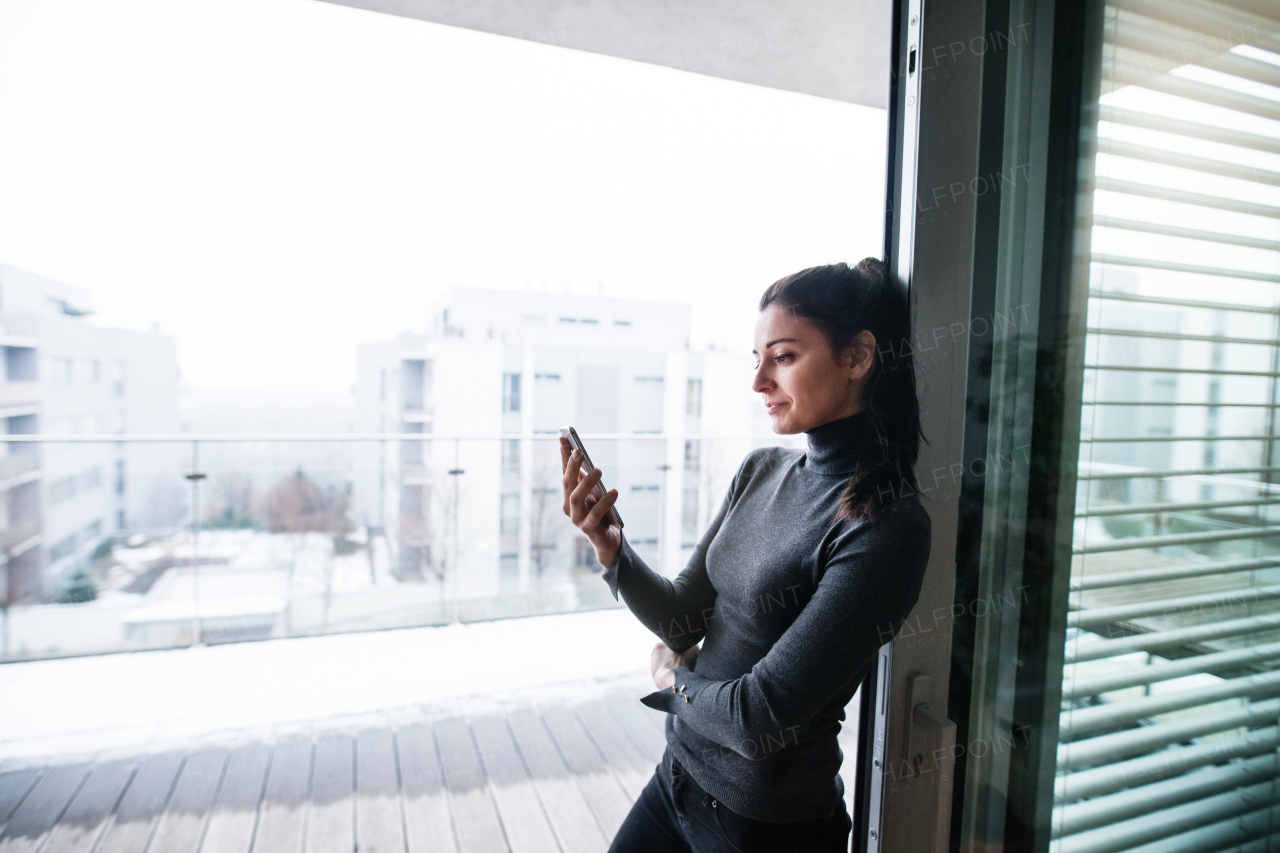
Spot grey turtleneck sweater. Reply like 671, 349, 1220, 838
601, 410, 931, 823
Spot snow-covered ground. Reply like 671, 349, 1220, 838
159, 528, 401, 594
6, 529, 606, 659
0, 607, 661, 766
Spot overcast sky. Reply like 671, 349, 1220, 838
0, 0, 886, 394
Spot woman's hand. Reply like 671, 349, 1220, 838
650, 641, 701, 691
560, 436, 623, 569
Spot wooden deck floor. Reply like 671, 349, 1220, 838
0, 688, 862, 853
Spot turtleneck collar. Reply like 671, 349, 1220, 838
802, 410, 880, 476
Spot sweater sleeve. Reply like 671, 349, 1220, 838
599, 451, 751, 654
639, 499, 931, 758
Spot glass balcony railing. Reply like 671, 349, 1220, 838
0, 431, 795, 662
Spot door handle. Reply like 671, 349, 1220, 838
906, 674, 957, 853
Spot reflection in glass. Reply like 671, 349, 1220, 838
1056, 3, 1280, 850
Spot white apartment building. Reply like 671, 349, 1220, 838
354, 287, 779, 606
0, 264, 180, 605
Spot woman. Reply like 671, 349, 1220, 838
560, 258, 932, 853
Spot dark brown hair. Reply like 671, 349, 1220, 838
758, 257, 923, 522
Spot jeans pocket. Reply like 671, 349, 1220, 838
710, 798, 748, 853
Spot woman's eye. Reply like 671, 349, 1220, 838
775, 353, 793, 364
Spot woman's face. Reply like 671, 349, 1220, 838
751, 303, 875, 434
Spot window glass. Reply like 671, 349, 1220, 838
1057, 4, 1280, 849
0, 1, 890, 659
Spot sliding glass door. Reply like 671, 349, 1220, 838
896, 0, 1280, 850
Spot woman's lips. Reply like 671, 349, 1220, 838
766, 401, 787, 414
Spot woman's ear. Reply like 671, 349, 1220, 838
848, 330, 877, 381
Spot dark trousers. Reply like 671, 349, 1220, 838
608, 746, 853, 853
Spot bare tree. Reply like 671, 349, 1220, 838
205, 470, 255, 528
265, 469, 349, 534
399, 460, 470, 619
528, 443, 563, 587
398, 481, 435, 585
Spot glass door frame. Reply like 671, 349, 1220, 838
862, 0, 1103, 850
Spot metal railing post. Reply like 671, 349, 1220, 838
185, 440, 206, 647
449, 437, 463, 624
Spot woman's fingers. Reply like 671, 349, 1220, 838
569, 468, 617, 533
561, 442, 583, 516
558, 438, 617, 536
583, 483, 619, 531
561, 443, 580, 485
568, 466, 602, 524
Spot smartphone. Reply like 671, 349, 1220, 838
560, 426, 624, 529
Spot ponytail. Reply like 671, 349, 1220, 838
757, 257, 924, 523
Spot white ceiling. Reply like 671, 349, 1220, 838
314, 0, 892, 107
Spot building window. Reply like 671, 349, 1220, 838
681, 485, 699, 545
574, 536, 595, 568
500, 493, 519, 535
502, 439, 520, 472
686, 378, 702, 416
7, 414, 36, 437
684, 439, 700, 472
503, 373, 522, 413
4, 347, 37, 382
440, 308, 463, 336
401, 359, 426, 411
45, 357, 72, 385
